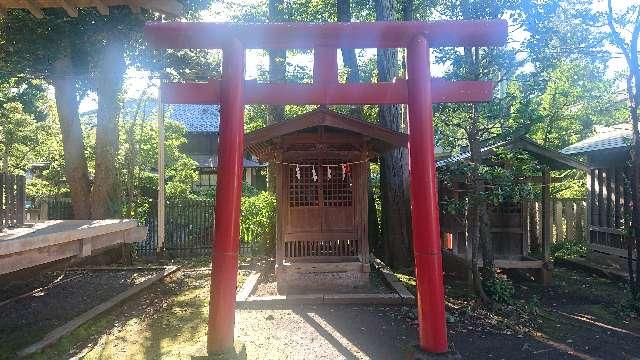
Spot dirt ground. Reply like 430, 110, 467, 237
11, 257, 640, 360
0, 269, 162, 359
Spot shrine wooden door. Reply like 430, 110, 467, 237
283, 160, 357, 259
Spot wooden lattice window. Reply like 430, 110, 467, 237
288, 161, 320, 207
287, 159, 353, 208
322, 160, 352, 207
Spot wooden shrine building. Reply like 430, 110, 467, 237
562, 124, 635, 258
245, 109, 407, 292
438, 137, 590, 283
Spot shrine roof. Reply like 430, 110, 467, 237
245, 109, 408, 159
437, 137, 590, 171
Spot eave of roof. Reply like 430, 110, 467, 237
437, 137, 590, 171
244, 108, 408, 156
561, 125, 633, 155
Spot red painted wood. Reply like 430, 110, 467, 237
160, 79, 494, 105
148, 20, 508, 356
313, 47, 338, 85
145, 20, 507, 49
207, 38, 244, 354
407, 34, 448, 353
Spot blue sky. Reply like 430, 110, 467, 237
78, 0, 636, 112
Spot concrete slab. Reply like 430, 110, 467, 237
323, 293, 402, 304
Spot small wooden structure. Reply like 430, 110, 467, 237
438, 137, 590, 283
245, 109, 407, 291
1, 173, 26, 231
562, 124, 635, 258
0, 219, 147, 275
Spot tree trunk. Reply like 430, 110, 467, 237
607, 0, 640, 295
51, 57, 92, 220
375, 0, 412, 269
125, 90, 149, 217
267, 0, 286, 193
337, 0, 363, 119
2, 146, 8, 173
631, 81, 640, 292
468, 126, 490, 304
91, 35, 126, 219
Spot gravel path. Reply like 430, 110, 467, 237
234, 303, 599, 360
235, 304, 416, 359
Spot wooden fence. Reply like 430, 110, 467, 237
34, 198, 256, 256
0, 173, 25, 231
530, 198, 587, 245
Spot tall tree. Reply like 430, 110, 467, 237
434, 0, 522, 302
337, 0, 362, 118
91, 24, 128, 219
337, 0, 382, 253
606, 0, 640, 296
0, 2, 210, 219
267, 0, 287, 192
0, 9, 143, 219
375, 0, 413, 268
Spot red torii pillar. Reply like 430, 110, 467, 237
145, 20, 507, 356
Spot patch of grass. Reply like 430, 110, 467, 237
483, 273, 515, 305
25, 269, 248, 360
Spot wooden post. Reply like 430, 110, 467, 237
575, 200, 584, 242
7, 174, 15, 228
359, 162, 370, 268
522, 201, 530, 256
541, 170, 552, 285
157, 82, 166, 253
407, 34, 448, 353
586, 168, 593, 245
0, 172, 4, 231
16, 175, 25, 226
554, 201, 563, 243
566, 201, 575, 242
275, 161, 285, 269
208, 38, 245, 354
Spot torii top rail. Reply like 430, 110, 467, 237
145, 19, 507, 356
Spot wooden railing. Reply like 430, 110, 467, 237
285, 239, 359, 258
0, 173, 25, 231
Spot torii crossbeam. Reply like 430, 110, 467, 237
145, 20, 507, 356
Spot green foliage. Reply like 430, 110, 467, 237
550, 239, 588, 260
0, 102, 37, 173
483, 273, 515, 305
438, 149, 538, 213
527, 60, 627, 150
525, 295, 542, 315
117, 105, 199, 216
25, 107, 69, 197
240, 191, 277, 253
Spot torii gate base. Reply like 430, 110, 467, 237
145, 20, 507, 357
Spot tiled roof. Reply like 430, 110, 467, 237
437, 137, 589, 171
82, 99, 220, 133
191, 154, 265, 169
561, 124, 633, 155
436, 139, 512, 167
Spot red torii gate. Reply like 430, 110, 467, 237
145, 20, 507, 355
